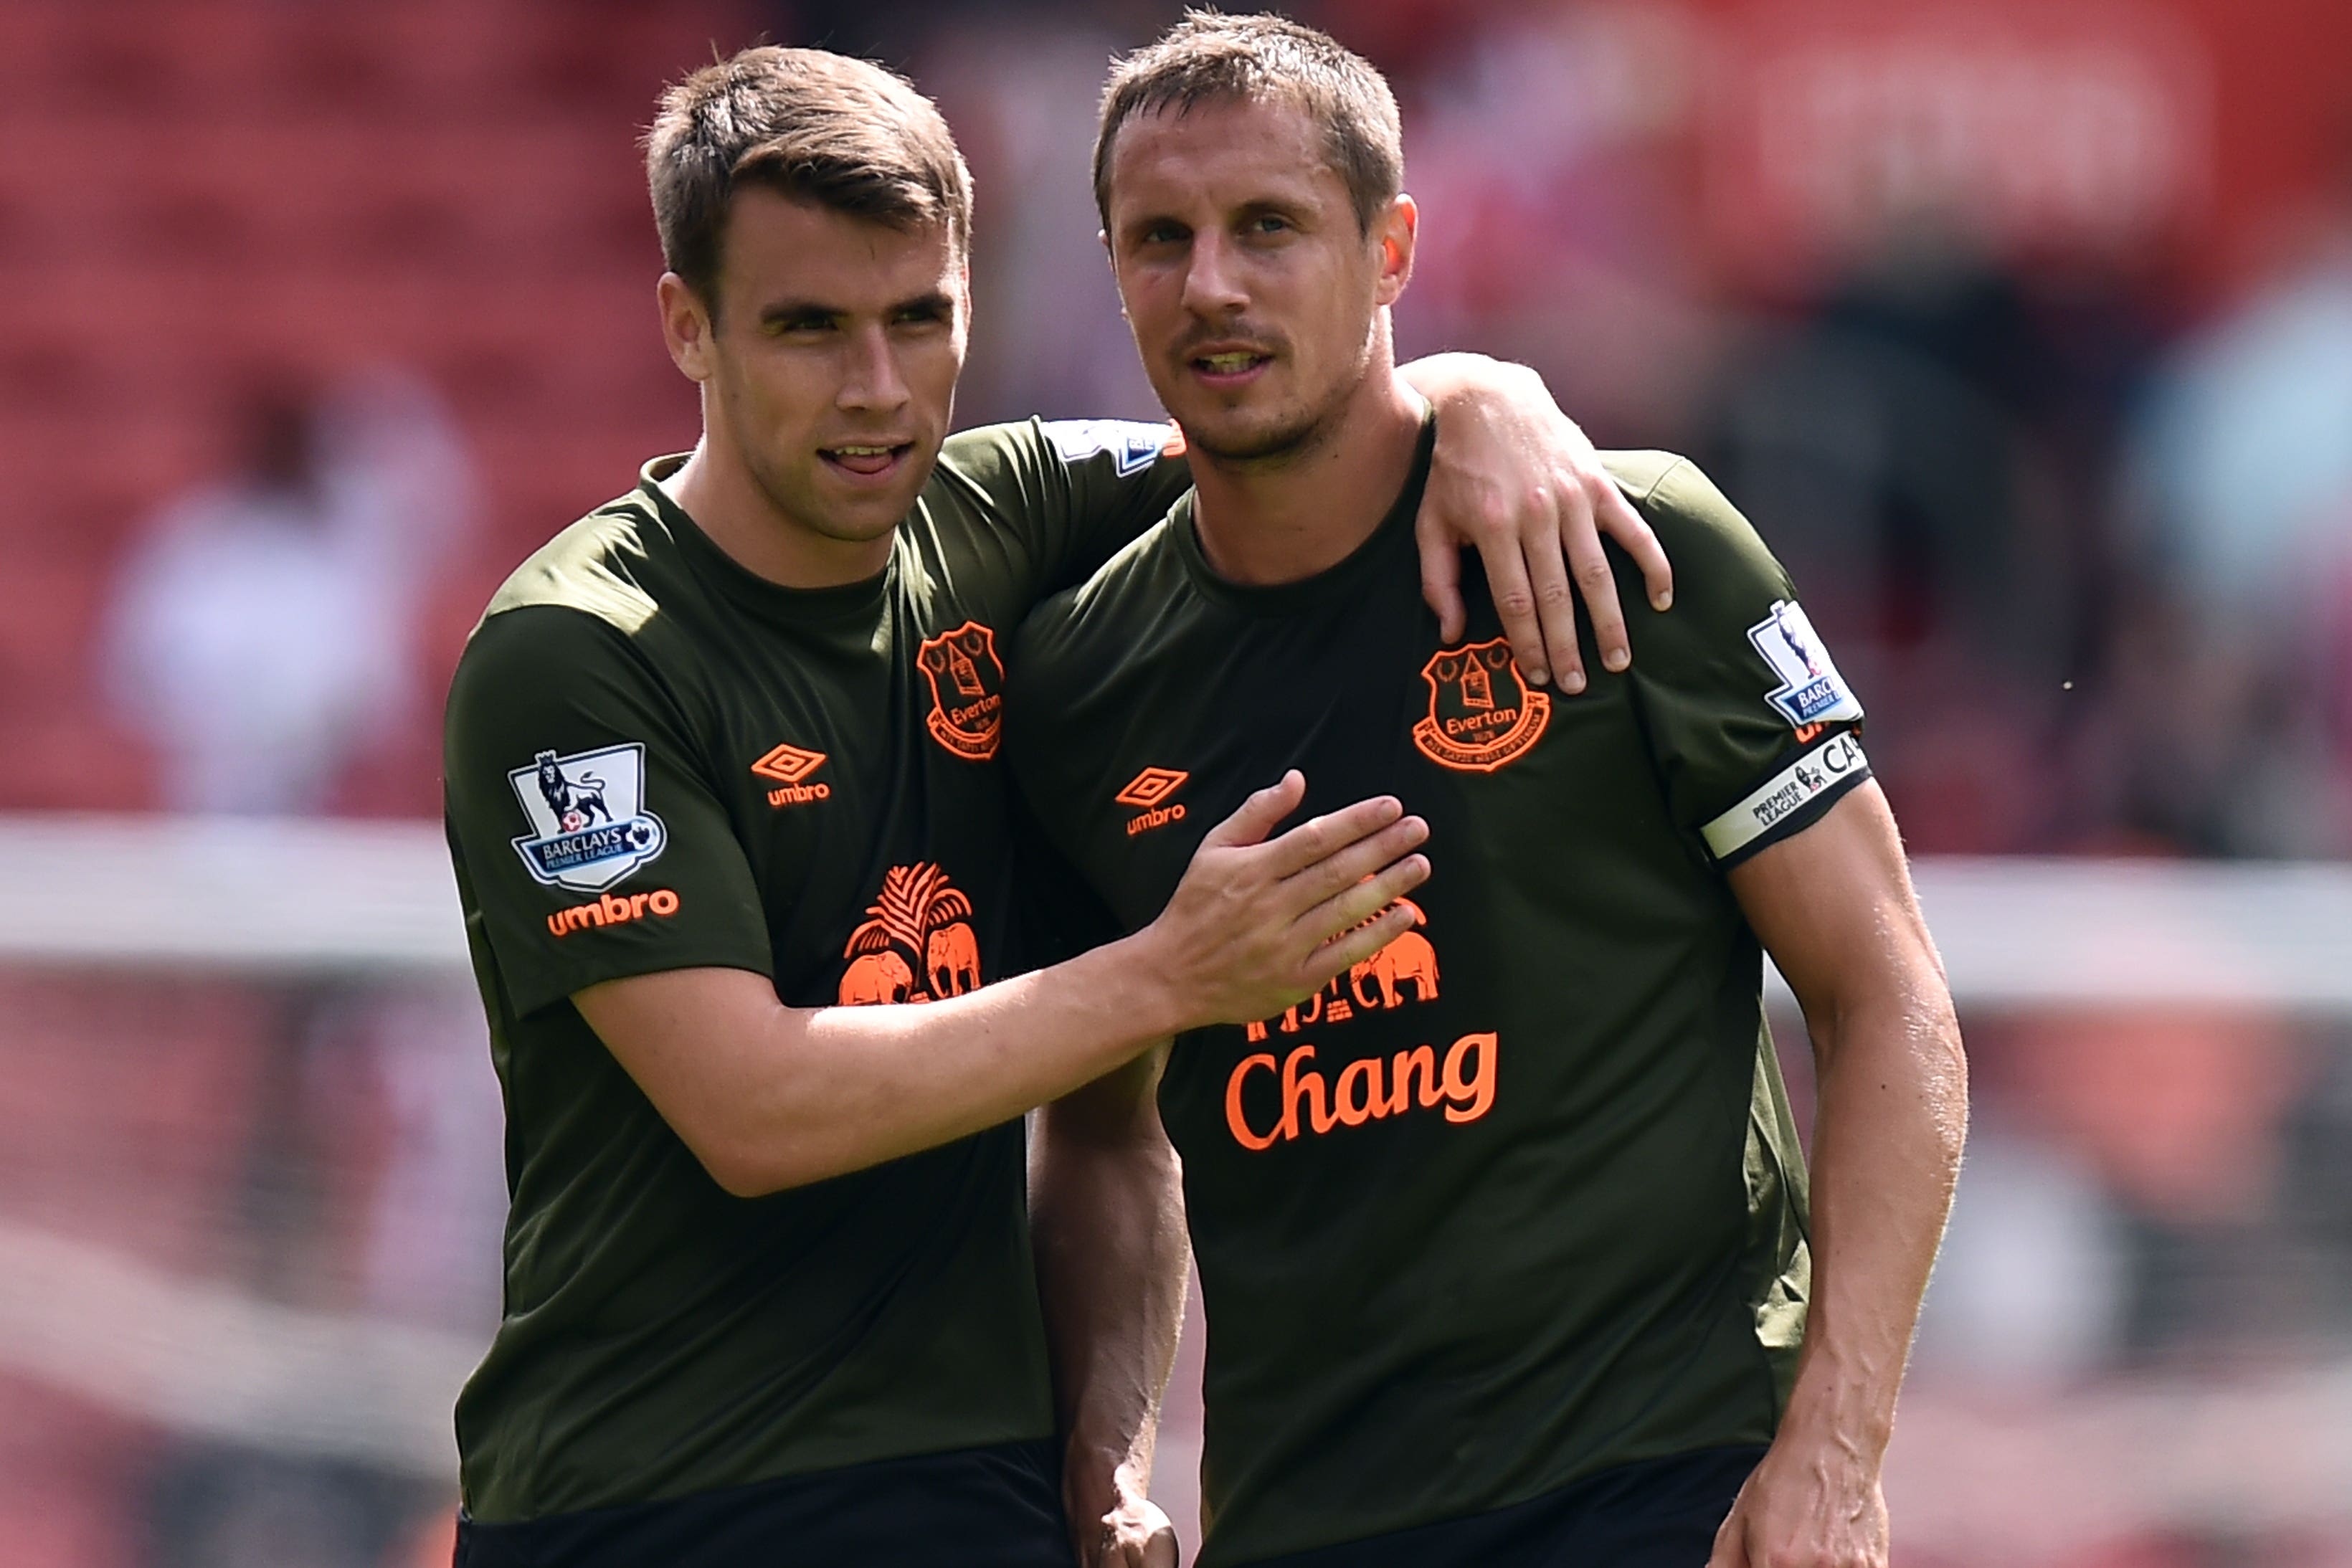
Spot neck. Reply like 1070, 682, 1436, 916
1187, 354, 1426, 588
662, 417, 895, 590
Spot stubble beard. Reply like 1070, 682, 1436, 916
1181, 330, 1375, 472
1184, 371, 1355, 470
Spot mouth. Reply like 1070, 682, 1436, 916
818, 442, 914, 481
1187, 346, 1274, 389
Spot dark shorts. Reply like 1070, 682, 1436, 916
453, 1438, 1075, 1568
1241, 1445, 1766, 1568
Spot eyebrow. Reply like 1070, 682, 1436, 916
756, 290, 957, 326
1235, 196, 1312, 225
1119, 194, 1310, 238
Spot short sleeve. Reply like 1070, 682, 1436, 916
1617, 457, 1874, 870
940, 419, 1193, 597
443, 605, 772, 1017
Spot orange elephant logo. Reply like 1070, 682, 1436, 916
838, 863, 983, 1005
925, 921, 981, 999
838, 949, 914, 1006
1246, 898, 1439, 1040
1350, 928, 1438, 1008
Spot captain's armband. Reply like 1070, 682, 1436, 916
1701, 731, 1871, 868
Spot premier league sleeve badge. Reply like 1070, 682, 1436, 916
1745, 600, 1864, 731
507, 743, 669, 891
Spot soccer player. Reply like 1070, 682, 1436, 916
1005, 16, 1968, 1568
440, 45, 1669, 1568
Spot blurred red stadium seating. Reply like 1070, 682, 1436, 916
0, 0, 736, 813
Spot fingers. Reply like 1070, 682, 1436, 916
1475, 531, 1550, 690
1143, 1521, 1179, 1568
1257, 793, 1407, 880
1275, 813, 1428, 914
1562, 493, 1627, 683
1416, 531, 1466, 645
1519, 495, 1587, 695
1704, 1486, 1752, 1568
1295, 854, 1431, 964
1198, 770, 1305, 851
1299, 899, 1421, 990
1592, 472, 1671, 612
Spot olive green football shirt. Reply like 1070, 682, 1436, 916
441, 419, 1186, 1521
1005, 427, 1862, 1566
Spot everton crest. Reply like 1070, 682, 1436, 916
917, 619, 1005, 761
508, 743, 668, 891
1412, 638, 1552, 773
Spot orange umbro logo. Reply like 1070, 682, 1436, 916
1117, 767, 1190, 835
751, 743, 831, 807
1116, 767, 1188, 808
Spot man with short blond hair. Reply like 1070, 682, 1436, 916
1010, 14, 1967, 1568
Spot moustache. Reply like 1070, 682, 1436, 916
1173, 326, 1285, 358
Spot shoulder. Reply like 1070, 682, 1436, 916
934, 418, 1045, 492
479, 492, 666, 636
1603, 450, 1792, 622
1011, 510, 1187, 670
1605, 451, 1767, 556
931, 418, 1177, 503
454, 498, 673, 717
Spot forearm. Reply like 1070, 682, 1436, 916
588, 931, 1192, 1195
1781, 986, 1967, 1458
585, 777, 1431, 1198
1033, 1087, 1187, 1535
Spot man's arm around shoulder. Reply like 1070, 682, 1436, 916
1714, 781, 1968, 1568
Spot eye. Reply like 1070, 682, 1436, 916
769, 313, 836, 337
1137, 221, 1188, 247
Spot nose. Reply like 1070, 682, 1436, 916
1180, 229, 1248, 318
838, 322, 911, 415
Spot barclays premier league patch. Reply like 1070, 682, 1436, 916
1042, 419, 1175, 478
1746, 599, 1863, 730
508, 743, 668, 892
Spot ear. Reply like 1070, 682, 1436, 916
1374, 194, 1418, 307
657, 272, 716, 384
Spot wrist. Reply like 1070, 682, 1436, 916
1775, 1384, 1893, 1470
1100, 925, 1195, 1039
1062, 1434, 1149, 1517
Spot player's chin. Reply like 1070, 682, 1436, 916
1185, 407, 1313, 464
811, 453, 932, 523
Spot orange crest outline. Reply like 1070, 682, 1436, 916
916, 619, 1004, 761
1412, 638, 1552, 773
